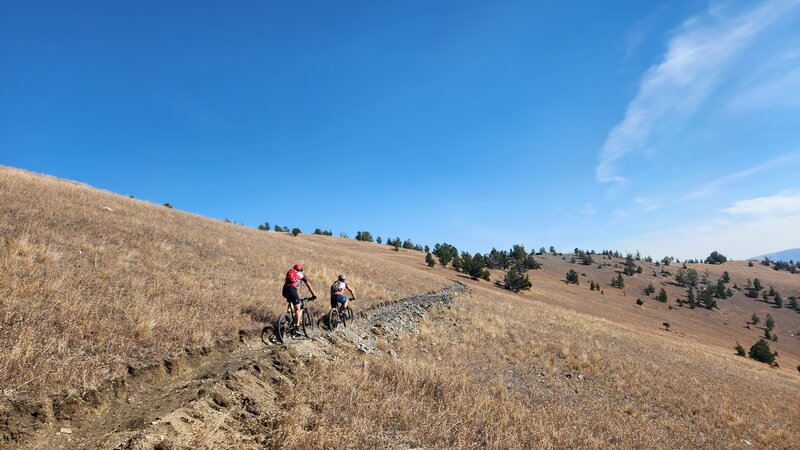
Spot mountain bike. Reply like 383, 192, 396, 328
275, 296, 316, 344
328, 298, 354, 331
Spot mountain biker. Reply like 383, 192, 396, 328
283, 264, 316, 336
330, 274, 355, 311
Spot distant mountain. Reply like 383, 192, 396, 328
750, 248, 800, 262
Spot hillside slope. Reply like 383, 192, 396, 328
2, 165, 799, 448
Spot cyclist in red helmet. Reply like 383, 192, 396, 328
283, 264, 316, 336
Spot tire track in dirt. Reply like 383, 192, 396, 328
3, 282, 467, 449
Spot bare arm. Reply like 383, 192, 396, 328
304, 279, 317, 298
347, 285, 356, 298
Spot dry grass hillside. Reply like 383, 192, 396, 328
0, 166, 444, 394
2, 165, 799, 448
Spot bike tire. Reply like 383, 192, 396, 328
345, 306, 354, 323
328, 308, 340, 331
261, 326, 271, 345
276, 312, 292, 345
302, 309, 315, 338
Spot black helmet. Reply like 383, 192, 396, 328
338, 274, 346, 281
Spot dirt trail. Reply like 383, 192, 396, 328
3, 282, 467, 450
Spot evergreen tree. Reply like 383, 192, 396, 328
721, 271, 730, 283
291, 227, 301, 236
705, 251, 728, 264
748, 339, 776, 364
504, 268, 532, 293
775, 293, 783, 308
753, 278, 763, 291
581, 252, 594, 265
735, 342, 746, 357
765, 314, 775, 333
687, 287, 696, 309
657, 288, 668, 303
623, 254, 637, 275
257, 222, 270, 231
698, 285, 717, 309
460, 252, 490, 281
644, 283, 656, 296
566, 269, 579, 284
376, 236, 382, 244
750, 313, 760, 325
433, 243, 458, 268
355, 231, 374, 242
425, 252, 436, 267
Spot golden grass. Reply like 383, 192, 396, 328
277, 288, 800, 448
0, 166, 445, 394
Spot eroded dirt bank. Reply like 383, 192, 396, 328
2, 282, 467, 449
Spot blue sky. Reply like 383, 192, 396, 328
2, 0, 799, 260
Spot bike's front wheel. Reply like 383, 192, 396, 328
302, 309, 315, 338
344, 306, 354, 323
328, 308, 340, 331
276, 312, 292, 344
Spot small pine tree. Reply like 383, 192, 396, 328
735, 342, 746, 357
163, 203, 173, 208
257, 222, 270, 231
765, 314, 775, 333
775, 293, 783, 308
750, 313, 760, 325
291, 227, 301, 237
425, 252, 436, 267
504, 268, 532, 293
687, 287, 696, 309
748, 339, 776, 364
657, 288, 668, 303
376, 236, 382, 244
644, 283, 655, 296
566, 269, 579, 285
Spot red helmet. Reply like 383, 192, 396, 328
293, 264, 303, 271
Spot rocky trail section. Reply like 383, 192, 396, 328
2, 282, 467, 450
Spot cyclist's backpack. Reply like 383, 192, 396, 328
286, 269, 302, 286
330, 280, 345, 294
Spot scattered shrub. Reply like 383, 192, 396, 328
748, 339, 776, 364
565, 269, 579, 285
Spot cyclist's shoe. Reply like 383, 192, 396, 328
291, 328, 302, 337
310, 295, 317, 300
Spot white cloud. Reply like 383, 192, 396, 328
728, 66, 800, 112
597, 0, 800, 184
723, 193, 800, 215
680, 151, 800, 200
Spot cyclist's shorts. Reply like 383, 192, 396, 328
330, 294, 347, 308
283, 285, 302, 305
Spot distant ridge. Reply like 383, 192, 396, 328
750, 248, 800, 262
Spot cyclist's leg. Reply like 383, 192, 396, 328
284, 285, 303, 328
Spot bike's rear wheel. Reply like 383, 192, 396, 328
261, 326, 271, 345
328, 308, 340, 331
276, 312, 292, 344
302, 309, 315, 338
